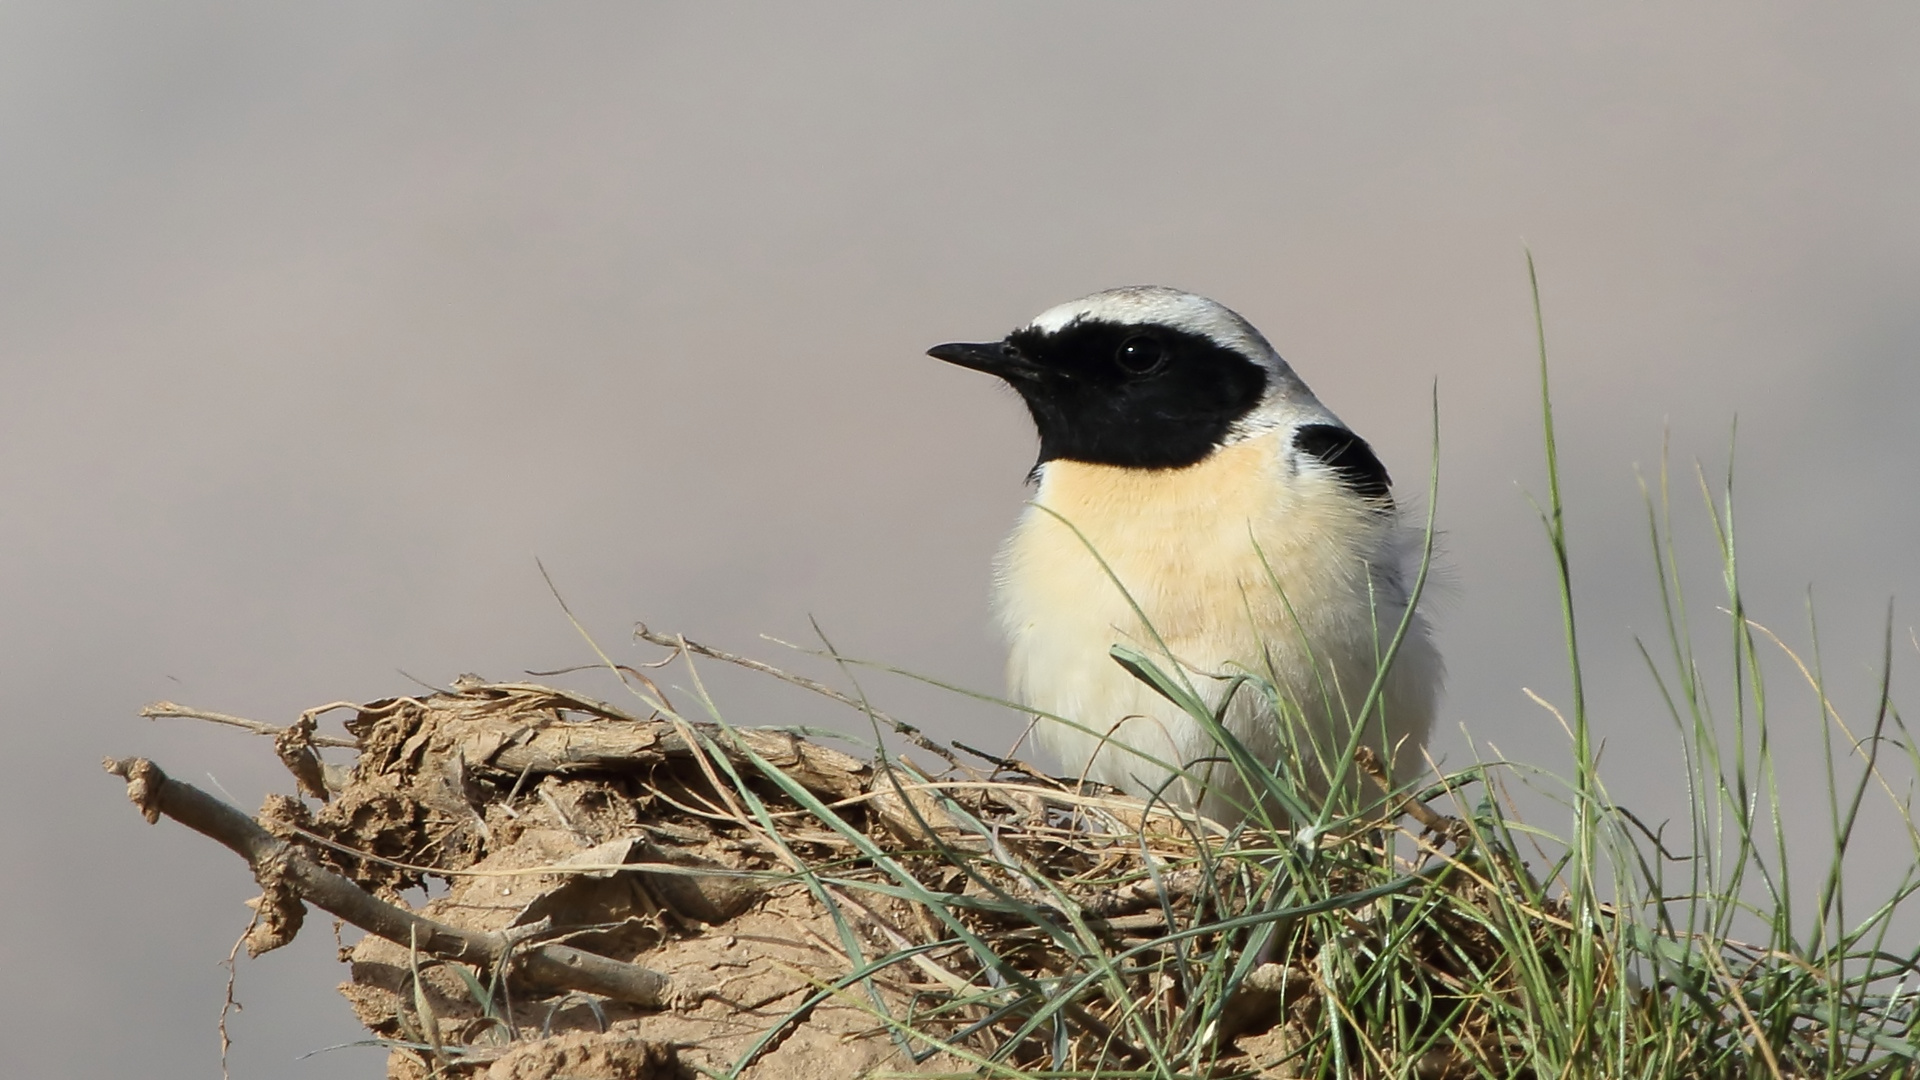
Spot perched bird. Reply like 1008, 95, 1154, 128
929, 286, 1440, 824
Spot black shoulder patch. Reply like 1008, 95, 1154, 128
1292, 424, 1393, 505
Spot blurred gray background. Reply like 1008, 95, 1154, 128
4, 3, 1917, 1075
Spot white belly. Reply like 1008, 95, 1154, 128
994, 431, 1438, 822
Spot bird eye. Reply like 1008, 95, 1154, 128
1115, 336, 1165, 375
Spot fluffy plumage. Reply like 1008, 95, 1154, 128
931, 286, 1440, 823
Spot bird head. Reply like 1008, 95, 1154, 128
929, 286, 1322, 471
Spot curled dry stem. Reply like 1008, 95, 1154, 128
1355, 745, 1468, 846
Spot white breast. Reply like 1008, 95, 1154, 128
994, 430, 1438, 822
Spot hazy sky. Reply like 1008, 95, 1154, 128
4, 5, 1918, 1076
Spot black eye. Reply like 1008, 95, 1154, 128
1115, 335, 1165, 375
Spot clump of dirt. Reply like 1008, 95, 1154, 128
305, 678, 966, 1078
120, 674, 1254, 1079
115, 657, 1533, 1079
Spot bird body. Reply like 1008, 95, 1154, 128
931, 287, 1439, 823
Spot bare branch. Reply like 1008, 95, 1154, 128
102, 756, 679, 1009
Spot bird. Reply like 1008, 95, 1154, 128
928, 286, 1440, 825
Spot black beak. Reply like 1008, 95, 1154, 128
927, 340, 1043, 382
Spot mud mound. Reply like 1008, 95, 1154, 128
110, 669, 1297, 1079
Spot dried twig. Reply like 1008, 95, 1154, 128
102, 756, 679, 1008
1355, 745, 1466, 844
949, 740, 1057, 782
636, 625, 961, 769
141, 702, 359, 748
